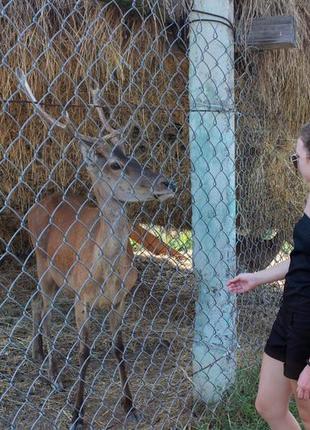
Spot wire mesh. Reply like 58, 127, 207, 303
0, 0, 298, 429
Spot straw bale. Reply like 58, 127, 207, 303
108, 0, 191, 21
0, 0, 190, 249
1, 0, 310, 258
233, 0, 310, 243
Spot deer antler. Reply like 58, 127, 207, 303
90, 81, 121, 144
16, 68, 97, 146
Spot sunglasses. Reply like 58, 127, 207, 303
290, 153, 310, 171
290, 153, 299, 170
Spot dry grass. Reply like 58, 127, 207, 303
0, 253, 197, 429
0, 249, 284, 429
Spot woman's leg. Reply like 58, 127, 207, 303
255, 353, 300, 430
290, 380, 310, 430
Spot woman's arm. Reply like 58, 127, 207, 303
254, 258, 290, 284
227, 258, 290, 294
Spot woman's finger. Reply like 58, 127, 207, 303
227, 276, 242, 285
304, 390, 310, 401
297, 387, 305, 400
227, 280, 243, 289
228, 286, 246, 294
228, 281, 245, 289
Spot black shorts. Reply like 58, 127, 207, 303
264, 304, 310, 380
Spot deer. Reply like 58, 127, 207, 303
16, 69, 176, 429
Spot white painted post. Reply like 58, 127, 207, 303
189, 0, 236, 403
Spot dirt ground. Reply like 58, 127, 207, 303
0, 251, 282, 429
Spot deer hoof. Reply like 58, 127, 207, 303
126, 407, 143, 424
32, 351, 45, 364
70, 417, 84, 430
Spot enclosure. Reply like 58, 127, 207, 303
0, 0, 309, 429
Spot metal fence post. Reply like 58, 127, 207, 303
189, 0, 236, 403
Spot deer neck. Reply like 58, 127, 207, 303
92, 183, 129, 257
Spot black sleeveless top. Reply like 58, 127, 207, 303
283, 213, 310, 310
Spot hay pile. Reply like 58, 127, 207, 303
0, 0, 190, 256
235, 0, 310, 239
1, 0, 310, 257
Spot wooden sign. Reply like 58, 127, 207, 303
246, 16, 297, 49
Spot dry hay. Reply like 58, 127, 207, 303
0, 0, 190, 246
1, 0, 310, 255
235, 0, 310, 238
103, 0, 192, 21
0, 247, 284, 429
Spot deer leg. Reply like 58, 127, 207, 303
32, 291, 44, 363
41, 289, 63, 391
71, 300, 91, 430
109, 301, 141, 423
32, 255, 50, 363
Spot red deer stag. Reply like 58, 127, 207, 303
16, 69, 176, 429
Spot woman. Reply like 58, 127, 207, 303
228, 123, 310, 430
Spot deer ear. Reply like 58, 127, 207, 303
96, 136, 123, 157
79, 141, 98, 166
116, 142, 126, 154
103, 136, 125, 155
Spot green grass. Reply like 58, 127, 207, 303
162, 229, 192, 252
130, 226, 192, 253
130, 227, 295, 258
198, 365, 302, 430
130, 228, 295, 257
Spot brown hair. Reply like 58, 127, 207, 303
299, 123, 310, 153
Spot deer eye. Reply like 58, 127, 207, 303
110, 161, 122, 170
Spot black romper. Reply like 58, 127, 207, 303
265, 213, 310, 380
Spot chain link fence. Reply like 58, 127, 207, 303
0, 0, 301, 429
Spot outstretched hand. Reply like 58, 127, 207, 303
227, 273, 260, 294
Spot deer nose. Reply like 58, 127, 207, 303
162, 180, 176, 193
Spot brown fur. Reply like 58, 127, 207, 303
29, 193, 137, 305
29, 192, 139, 428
